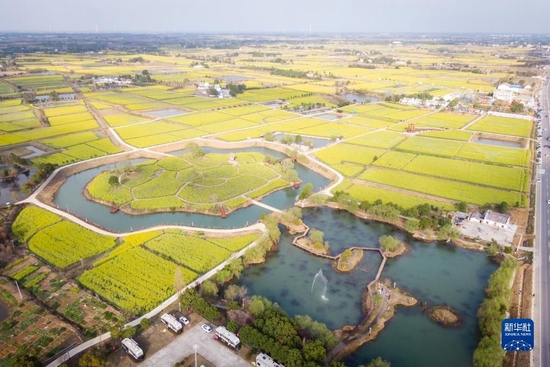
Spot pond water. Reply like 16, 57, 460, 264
317, 114, 340, 121
476, 138, 522, 148
22, 146, 46, 159
0, 169, 35, 204
237, 207, 497, 367
147, 109, 186, 118
53, 147, 330, 232
341, 93, 380, 104
0, 301, 9, 322
221, 75, 251, 83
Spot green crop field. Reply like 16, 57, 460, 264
373, 151, 417, 169
42, 131, 99, 148
43, 105, 88, 117
331, 163, 366, 177
293, 121, 369, 139
103, 113, 150, 127
345, 183, 454, 209
344, 115, 395, 129
403, 155, 528, 191
16, 212, 117, 268
48, 112, 94, 126
418, 130, 473, 141
12, 206, 63, 243
467, 115, 533, 137
346, 131, 405, 148
358, 166, 524, 206
315, 143, 386, 165
0, 120, 99, 147
79, 247, 197, 314
116, 121, 184, 140
396, 136, 464, 157
144, 233, 231, 273
456, 143, 530, 167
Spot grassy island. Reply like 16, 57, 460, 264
86, 152, 299, 216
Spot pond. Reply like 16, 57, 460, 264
0, 169, 35, 204
316, 114, 340, 121
476, 138, 522, 148
52, 147, 330, 232
237, 207, 497, 367
341, 93, 379, 104
147, 109, 187, 118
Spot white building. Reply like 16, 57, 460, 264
493, 83, 522, 102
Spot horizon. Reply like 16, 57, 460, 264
1, 0, 550, 34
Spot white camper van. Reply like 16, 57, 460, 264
160, 313, 183, 333
121, 338, 144, 360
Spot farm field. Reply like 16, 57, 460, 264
358, 167, 525, 206
315, 143, 386, 166
466, 115, 533, 137
77, 229, 262, 313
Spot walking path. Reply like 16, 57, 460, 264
248, 199, 282, 213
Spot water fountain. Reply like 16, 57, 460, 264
311, 269, 329, 301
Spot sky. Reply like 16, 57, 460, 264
1, 0, 549, 34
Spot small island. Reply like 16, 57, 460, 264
427, 305, 463, 328
85, 147, 300, 217
379, 235, 408, 258
336, 248, 364, 272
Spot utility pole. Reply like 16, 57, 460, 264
193, 344, 198, 367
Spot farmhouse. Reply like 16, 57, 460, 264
482, 210, 510, 228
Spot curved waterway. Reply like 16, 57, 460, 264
237, 207, 497, 367
53, 147, 330, 232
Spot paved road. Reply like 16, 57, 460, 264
140, 323, 250, 367
534, 75, 550, 367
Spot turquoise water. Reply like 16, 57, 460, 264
237, 207, 496, 367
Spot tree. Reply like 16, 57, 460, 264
498, 201, 509, 213
309, 229, 324, 246
11, 353, 40, 367
201, 280, 219, 297
303, 340, 326, 363
78, 352, 106, 367
437, 225, 460, 241
227, 258, 244, 279
264, 131, 275, 141
404, 218, 420, 233
186, 142, 204, 157
456, 202, 468, 212
224, 284, 247, 302
249, 295, 267, 317
108, 175, 119, 186
139, 317, 151, 330
487, 239, 499, 257
121, 326, 136, 339
379, 235, 399, 252
299, 183, 314, 200
510, 100, 524, 113
294, 135, 302, 144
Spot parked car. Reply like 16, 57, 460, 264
171, 310, 190, 326
201, 324, 212, 333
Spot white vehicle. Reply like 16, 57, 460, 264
214, 326, 241, 350
161, 313, 183, 333
201, 323, 212, 333
121, 338, 144, 360
256, 352, 285, 367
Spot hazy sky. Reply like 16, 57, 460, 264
1, 0, 549, 34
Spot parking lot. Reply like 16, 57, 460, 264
459, 221, 515, 247
139, 322, 250, 367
